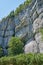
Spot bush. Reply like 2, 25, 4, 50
0, 46, 3, 57
0, 53, 43, 65
39, 28, 43, 39
7, 0, 31, 17
14, 0, 31, 15
7, 10, 15, 18
8, 37, 24, 56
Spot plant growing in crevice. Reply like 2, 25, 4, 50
0, 46, 3, 57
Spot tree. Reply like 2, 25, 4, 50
8, 10, 15, 18
8, 37, 24, 56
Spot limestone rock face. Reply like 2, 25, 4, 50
0, 0, 43, 54
24, 33, 43, 53
33, 18, 43, 33
0, 18, 15, 55
24, 40, 37, 53
0, 18, 15, 47
35, 33, 43, 53
24, 0, 43, 53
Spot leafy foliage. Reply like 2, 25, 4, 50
8, 37, 24, 56
14, 0, 31, 15
0, 46, 3, 57
1, 0, 32, 22
7, 0, 31, 17
39, 28, 43, 39
39, 28, 43, 35
7, 10, 15, 18
0, 53, 43, 65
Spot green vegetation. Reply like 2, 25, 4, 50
33, 28, 43, 40
8, 37, 24, 56
0, 46, 3, 57
39, 28, 43, 35
1, 0, 32, 21
7, 0, 31, 18
7, 10, 15, 18
39, 28, 43, 39
0, 53, 43, 65
0, 0, 43, 65
14, 0, 31, 15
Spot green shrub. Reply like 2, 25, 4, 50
30, 54, 42, 65
7, 10, 15, 18
39, 28, 43, 39
0, 53, 43, 65
8, 37, 24, 56
1, 0, 32, 23
7, 0, 31, 17
0, 46, 3, 57
14, 0, 31, 16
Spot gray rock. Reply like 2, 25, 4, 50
0, 0, 43, 55
24, 40, 37, 53
35, 33, 43, 53
33, 18, 43, 33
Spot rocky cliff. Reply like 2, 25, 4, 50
0, 0, 43, 54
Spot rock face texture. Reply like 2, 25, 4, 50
0, 0, 43, 54
24, 0, 43, 53
0, 18, 15, 55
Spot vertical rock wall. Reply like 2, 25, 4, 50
25, 0, 43, 53
0, 18, 15, 55
0, 0, 43, 54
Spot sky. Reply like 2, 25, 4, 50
0, 0, 25, 20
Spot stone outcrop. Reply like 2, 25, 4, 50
24, 40, 37, 53
0, 18, 15, 55
0, 0, 43, 54
24, 0, 43, 53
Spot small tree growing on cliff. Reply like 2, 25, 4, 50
8, 37, 24, 56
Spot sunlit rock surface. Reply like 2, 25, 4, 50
24, 40, 37, 53
35, 33, 43, 53
24, 0, 43, 53
25, 33, 43, 53
33, 18, 43, 33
